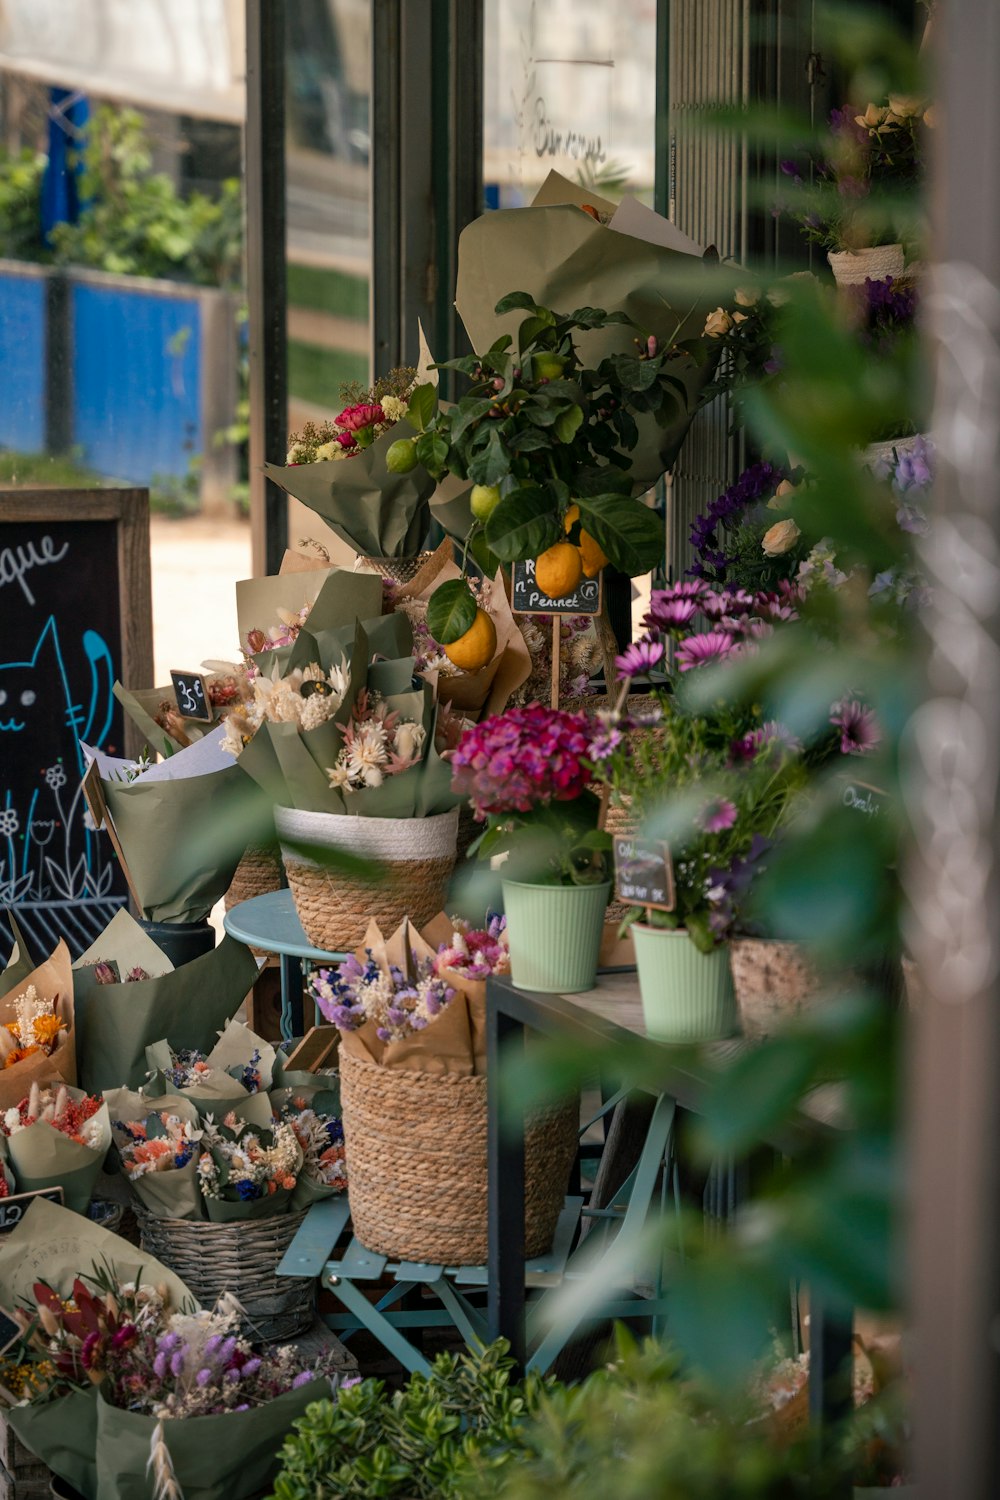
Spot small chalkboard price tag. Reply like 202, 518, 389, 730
170, 670, 213, 722
510, 559, 602, 616
613, 835, 675, 911
840, 778, 888, 820
0, 1186, 63, 1233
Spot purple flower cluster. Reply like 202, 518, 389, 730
705, 834, 772, 939
849, 275, 918, 350
688, 462, 787, 581
450, 703, 596, 817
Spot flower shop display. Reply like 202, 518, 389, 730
1, 1083, 110, 1213
450, 704, 611, 992
113, 670, 247, 758
310, 918, 576, 1264
143, 1019, 278, 1116
0, 1199, 343, 1500
0, 939, 76, 1109
264, 369, 441, 572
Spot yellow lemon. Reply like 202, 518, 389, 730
444, 608, 497, 671
535, 541, 584, 600
470, 483, 502, 521
563, 505, 607, 579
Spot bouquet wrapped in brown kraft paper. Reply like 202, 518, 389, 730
0, 939, 76, 1111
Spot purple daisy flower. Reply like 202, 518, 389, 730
643, 595, 700, 631
590, 725, 624, 760
675, 631, 735, 672
699, 799, 739, 834
615, 638, 665, 681
830, 698, 880, 755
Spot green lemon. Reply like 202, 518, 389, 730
385, 438, 418, 474
470, 483, 502, 521
533, 353, 566, 381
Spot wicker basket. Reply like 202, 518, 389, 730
356, 552, 436, 583
276, 806, 459, 952
340, 1048, 578, 1265
135, 1207, 315, 1342
224, 841, 285, 911
729, 938, 822, 1039
827, 243, 905, 286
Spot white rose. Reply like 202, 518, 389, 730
734, 286, 759, 308
762, 519, 802, 557
703, 307, 734, 338
888, 94, 922, 120
767, 478, 797, 510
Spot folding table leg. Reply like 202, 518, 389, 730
325, 1274, 432, 1376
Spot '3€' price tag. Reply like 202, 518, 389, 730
170, 670, 213, 722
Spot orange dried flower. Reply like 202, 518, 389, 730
31, 1015, 66, 1050
4, 1046, 40, 1069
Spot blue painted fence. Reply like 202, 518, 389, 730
0, 260, 236, 497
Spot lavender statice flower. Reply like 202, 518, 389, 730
614, 639, 665, 681
687, 463, 787, 583
830, 698, 880, 755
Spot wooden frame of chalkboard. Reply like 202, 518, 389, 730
0, 489, 153, 759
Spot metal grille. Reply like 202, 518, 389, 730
665, 0, 751, 581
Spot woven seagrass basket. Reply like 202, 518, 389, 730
276, 806, 459, 952
224, 842, 285, 912
340, 1048, 579, 1265
729, 938, 822, 1040
135, 1207, 315, 1342
356, 552, 436, 583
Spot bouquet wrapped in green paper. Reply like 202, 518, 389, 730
262, 366, 439, 561
71, 914, 258, 1094
83, 727, 258, 925
0, 1083, 111, 1214
0, 1199, 343, 1500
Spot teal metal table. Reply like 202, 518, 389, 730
222, 889, 346, 1041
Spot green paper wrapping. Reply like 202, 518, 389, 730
73, 908, 173, 980
236, 567, 383, 652
6, 1389, 99, 1498
203, 1185, 294, 1223
76, 936, 259, 1095
454, 200, 725, 493
105, 1091, 206, 1221
0, 915, 38, 993
113, 683, 217, 756
94, 1379, 329, 1500
264, 418, 436, 558
5, 1090, 112, 1215
101, 763, 253, 924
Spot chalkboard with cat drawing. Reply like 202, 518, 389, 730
0, 491, 152, 959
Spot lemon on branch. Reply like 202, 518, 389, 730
444, 608, 497, 671
535, 541, 583, 599
563, 505, 608, 580
470, 484, 502, 521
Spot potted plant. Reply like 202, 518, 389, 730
450, 704, 612, 993
591, 581, 811, 1041
778, 98, 926, 284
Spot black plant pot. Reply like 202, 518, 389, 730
135, 917, 216, 968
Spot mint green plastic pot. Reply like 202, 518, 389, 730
631, 924, 737, 1042
502, 880, 611, 993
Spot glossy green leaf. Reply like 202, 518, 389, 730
407, 382, 438, 431
425, 578, 477, 645
484, 488, 562, 562
553, 404, 584, 444
574, 493, 664, 574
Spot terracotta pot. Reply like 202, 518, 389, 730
729, 938, 822, 1039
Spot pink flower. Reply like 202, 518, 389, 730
698, 799, 739, 834
450, 704, 597, 818
830, 699, 880, 755
643, 594, 700, 631
675, 631, 735, 672
615, 639, 665, 681
336, 402, 385, 433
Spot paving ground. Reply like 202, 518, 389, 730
150, 512, 253, 681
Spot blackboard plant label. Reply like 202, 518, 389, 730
612, 835, 676, 912
511, 557, 601, 616
170, 670, 213, 723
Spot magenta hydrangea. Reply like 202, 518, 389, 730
450, 703, 596, 818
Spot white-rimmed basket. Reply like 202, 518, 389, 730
275, 806, 459, 951
827, 243, 905, 286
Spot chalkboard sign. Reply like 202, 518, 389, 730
613, 835, 675, 911
0, 491, 152, 959
510, 558, 602, 615
170, 670, 212, 722
840, 778, 889, 820
0, 1186, 64, 1232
